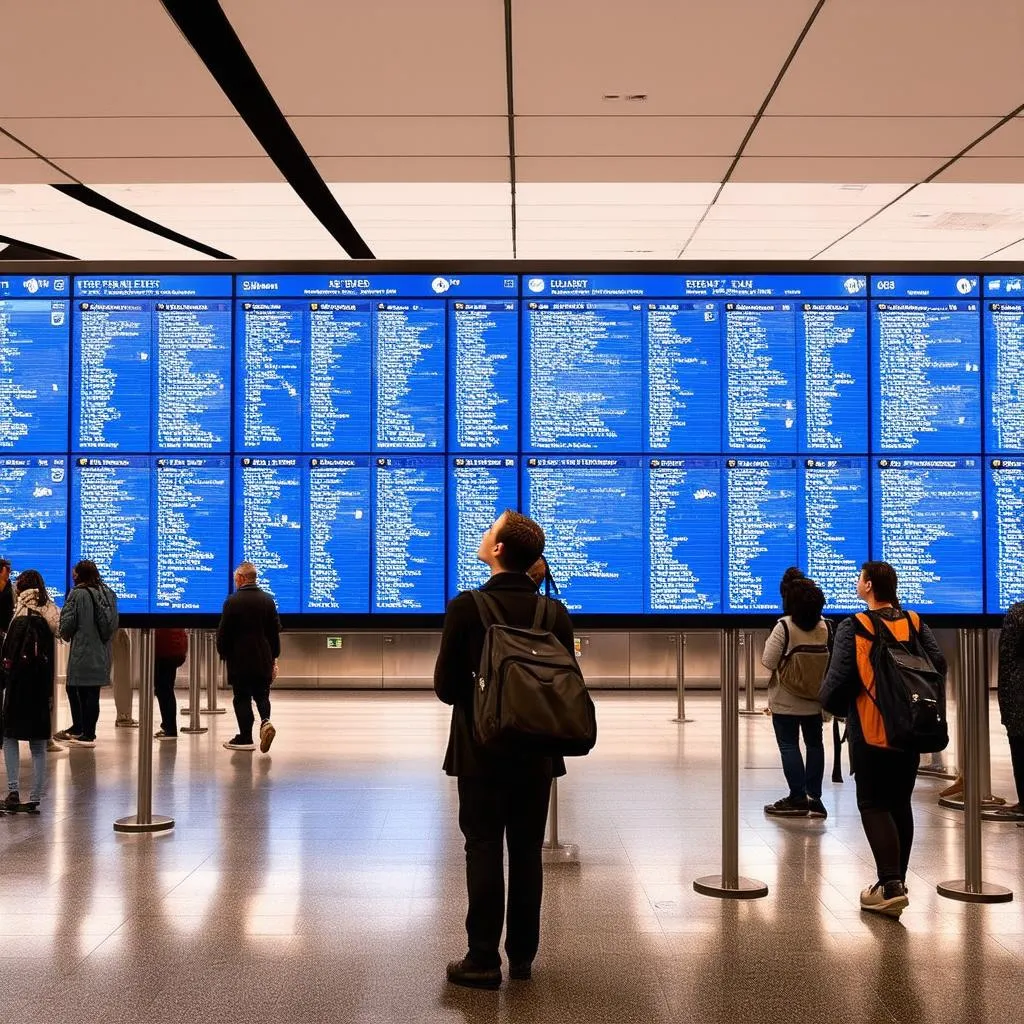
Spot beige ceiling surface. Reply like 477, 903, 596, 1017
0, 0, 1021, 260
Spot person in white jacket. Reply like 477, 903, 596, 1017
2, 569, 59, 813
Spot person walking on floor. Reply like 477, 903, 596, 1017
57, 560, 118, 747
762, 575, 831, 819
997, 600, 1024, 819
153, 628, 188, 741
111, 629, 138, 729
216, 562, 280, 753
1, 569, 59, 814
820, 561, 946, 918
434, 510, 579, 990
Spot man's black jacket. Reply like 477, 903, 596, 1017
216, 584, 281, 683
434, 572, 577, 778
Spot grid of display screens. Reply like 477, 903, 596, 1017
1, 269, 1022, 616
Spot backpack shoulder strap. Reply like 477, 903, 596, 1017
471, 590, 506, 630
906, 609, 921, 634
779, 618, 791, 655
531, 595, 555, 631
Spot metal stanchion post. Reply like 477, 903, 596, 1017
541, 778, 579, 865
114, 628, 174, 834
180, 629, 207, 735
200, 630, 226, 715
672, 633, 693, 723
738, 631, 762, 717
938, 629, 1011, 903
694, 629, 768, 899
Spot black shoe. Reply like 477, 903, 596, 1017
4, 792, 20, 812
764, 796, 809, 817
222, 736, 256, 751
21, 802, 39, 815
806, 798, 828, 819
508, 962, 532, 981
446, 959, 501, 990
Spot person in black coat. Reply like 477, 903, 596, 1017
435, 511, 577, 990
216, 562, 281, 753
0, 558, 14, 640
997, 601, 1024, 814
2, 569, 58, 813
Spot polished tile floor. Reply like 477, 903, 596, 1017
1, 689, 1022, 1024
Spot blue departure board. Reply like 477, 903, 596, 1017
373, 456, 445, 612
800, 458, 869, 612
233, 457, 302, 612
307, 302, 372, 451
646, 302, 721, 451
70, 456, 150, 612
524, 301, 643, 452
0, 295, 70, 452
305, 457, 372, 613
799, 301, 868, 451
448, 301, 518, 451
724, 458, 799, 612
523, 457, 644, 613
871, 276, 982, 453
374, 301, 445, 449
448, 456, 519, 596
985, 458, 1024, 612
872, 457, 982, 612
983, 284, 1024, 452
153, 457, 230, 612
0, 456, 67, 603
647, 457, 722, 612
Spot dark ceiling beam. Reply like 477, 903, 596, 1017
160, 0, 374, 259
0, 233, 75, 260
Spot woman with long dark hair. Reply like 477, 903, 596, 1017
57, 560, 118, 747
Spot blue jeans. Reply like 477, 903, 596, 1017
3, 737, 46, 803
772, 714, 824, 800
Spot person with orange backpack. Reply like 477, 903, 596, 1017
820, 561, 947, 918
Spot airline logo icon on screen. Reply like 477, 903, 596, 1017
527, 278, 546, 293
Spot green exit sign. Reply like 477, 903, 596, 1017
326, 637, 344, 650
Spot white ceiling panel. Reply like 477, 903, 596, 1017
514, 0, 820, 115
516, 206, 706, 226
329, 182, 513, 206
95, 183, 346, 260
969, 117, 1024, 157
222, 0, 507, 116
747, 116, 997, 158
985, 240, 1024, 259
0, 160, 72, 185
732, 157, 940, 183
0, 2, 234, 117
315, 157, 509, 182
768, 0, 1024, 115
290, 117, 508, 157
823, 240, 997, 260
517, 156, 732, 182
0, 185, 207, 259
717, 182, 908, 207
2, 118, 263, 159
515, 117, 749, 157
518, 183, 719, 205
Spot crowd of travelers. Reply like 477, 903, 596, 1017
1, 517, 1022, 984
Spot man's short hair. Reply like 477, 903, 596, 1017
0, 559, 10, 573
235, 561, 258, 583
495, 511, 545, 573
861, 560, 898, 605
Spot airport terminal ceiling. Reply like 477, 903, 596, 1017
0, 258, 1021, 629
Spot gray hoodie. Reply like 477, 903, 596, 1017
59, 583, 119, 687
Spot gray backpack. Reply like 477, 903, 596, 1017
775, 619, 833, 702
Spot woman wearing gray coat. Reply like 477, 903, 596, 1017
57, 560, 118, 747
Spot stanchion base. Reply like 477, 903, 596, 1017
693, 874, 768, 900
738, 710, 765, 717
198, 708, 227, 716
671, 717, 694, 724
113, 814, 174, 834
936, 879, 1013, 904
981, 806, 1024, 822
180, 726, 208, 735
542, 842, 579, 865
939, 796, 1009, 812
918, 765, 958, 781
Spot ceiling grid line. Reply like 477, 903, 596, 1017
504, 0, 519, 258
675, 0, 829, 258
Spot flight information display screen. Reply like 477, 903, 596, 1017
872, 457, 982, 613
1, 265, 1016, 618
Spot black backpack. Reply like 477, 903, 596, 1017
854, 610, 948, 754
471, 591, 597, 757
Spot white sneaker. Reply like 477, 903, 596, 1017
223, 736, 255, 751
115, 715, 139, 728
860, 880, 909, 918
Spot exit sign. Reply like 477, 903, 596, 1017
326, 637, 344, 649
